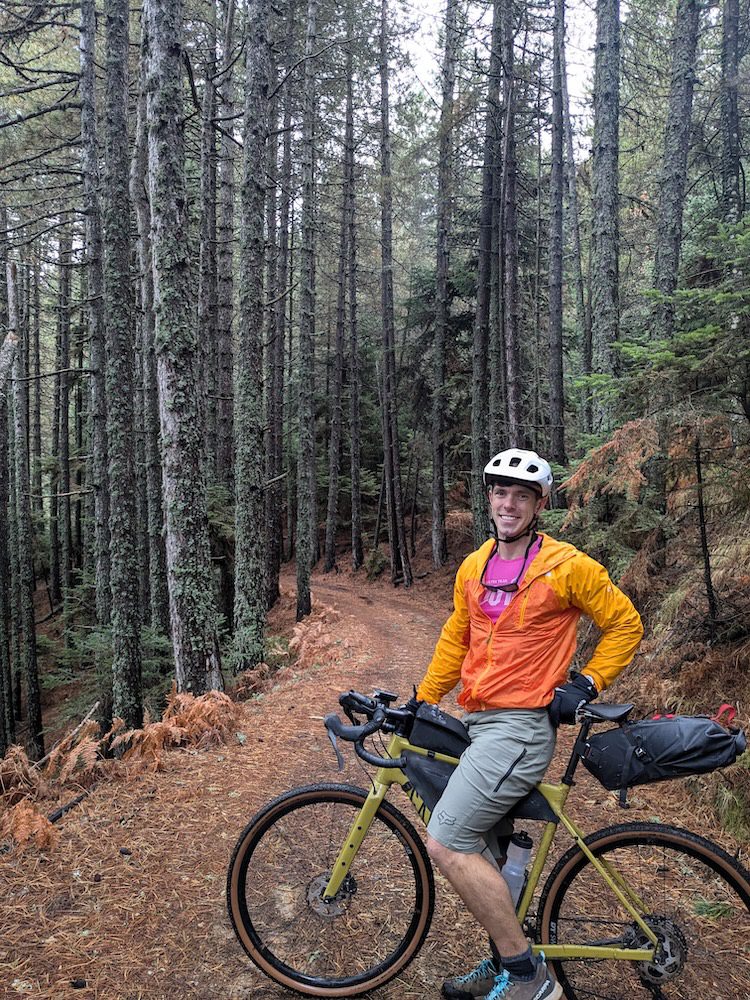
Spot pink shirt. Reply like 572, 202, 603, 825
480, 537, 542, 623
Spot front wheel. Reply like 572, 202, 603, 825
536, 822, 750, 1000
227, 783, 435, 997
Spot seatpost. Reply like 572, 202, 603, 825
561, 716, 593, 786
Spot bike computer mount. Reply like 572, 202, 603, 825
372, 689, 398, 706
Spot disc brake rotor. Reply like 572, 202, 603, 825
306, 872, 358, 917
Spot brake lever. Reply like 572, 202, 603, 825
326, 726, 345, 772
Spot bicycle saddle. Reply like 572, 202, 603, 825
581, 703, 635, 723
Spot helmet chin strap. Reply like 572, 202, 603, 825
492, 515, 539, 545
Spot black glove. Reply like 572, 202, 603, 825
400, 687, 423, 716
548, 672, 598, 727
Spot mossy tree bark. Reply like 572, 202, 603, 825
0, 310, 17, 753
548, 0, 567, 468
30, 258, 42, 521
296, 0, 318, 621
57, 230, 73, 602
323, 41, 352, 575
233, 0, 270, 665
379, 0, 412, 588
653, 0, 699, 340
131, 16, 170, 636
80, 0, 112, 630
104, 0, 142, 727
591, 0, 621, 434
216, 0, 237, 491
346, 29, 363, 572
265, 72, 284, 609
560, 18, 591, 436
7, 262, 44, 760
720, 0, 741, 224
275, 5, 296, 567
145, 0, 223, 692
431, 0, 458, 569
198, 1, 219, 478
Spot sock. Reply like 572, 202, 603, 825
499, 946, 536, 982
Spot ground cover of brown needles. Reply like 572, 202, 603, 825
2, 540, 748, 1000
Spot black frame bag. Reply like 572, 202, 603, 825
580, 713, 747, 806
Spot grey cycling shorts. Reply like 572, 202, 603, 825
426, 708, 555, 854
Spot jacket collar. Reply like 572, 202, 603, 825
474, 532, 577, 589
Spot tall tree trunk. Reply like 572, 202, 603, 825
548, 0, 567, 466
591, 0, 620, 434
471, 0, 502, 545
131, 15, 170, 635
271, 6, 295, 588
80, 0, 112, 630
296, 0, 319, 620
134, 295, 151, 620
432, 0, 458, 568
721, 0, 741, 223
0, 299, 17, 751
7, 263, 44, 760
653, 0, 699, 339
30, 258, 42, 521
265, 72, 284, 608
560, 19, 592, 435
233, 0, 270, 664
145, 0, 222, 691
104, 0, 142, 727
49, 300, 62, 608
379, 0, 412, 588
323, 52, 351, 574
501, 0, 523, 447
344, 13, 363, 572
58, 231, 73, 601
216, 0, 236, 489
198, 4, 219, 478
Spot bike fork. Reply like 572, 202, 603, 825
323, 779, 391, 899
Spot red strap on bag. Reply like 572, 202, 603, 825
712, 704, 737, 726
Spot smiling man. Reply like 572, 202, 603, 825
411, 448, 644, 1000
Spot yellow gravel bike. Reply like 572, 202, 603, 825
227, 689, 750, 999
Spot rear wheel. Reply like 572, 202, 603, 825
537, 822, 750, 1000
227, 783, 434, 997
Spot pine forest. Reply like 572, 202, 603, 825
1, 0, 750, 991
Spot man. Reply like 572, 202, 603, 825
414, 448, 643, 1000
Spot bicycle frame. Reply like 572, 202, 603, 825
323, 733, 658, 964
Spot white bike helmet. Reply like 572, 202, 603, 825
483, 449, 553, 498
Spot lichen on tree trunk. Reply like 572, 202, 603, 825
145, 0, 222, 692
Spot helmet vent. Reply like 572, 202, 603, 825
493, 459, 501, 466
527, 464, 538, 473
509, 457, 521, 467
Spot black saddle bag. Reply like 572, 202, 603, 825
580, 713, 747, 804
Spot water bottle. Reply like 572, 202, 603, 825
500, 831, 533, 907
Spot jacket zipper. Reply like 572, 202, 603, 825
517, 587, 532, 629
493, 746, 528, 792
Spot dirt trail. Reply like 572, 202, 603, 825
3, 568, 745, 1000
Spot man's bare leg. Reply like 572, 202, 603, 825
426, 835, 528, 955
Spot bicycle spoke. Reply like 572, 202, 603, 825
542, 829, 750, 1000
230, 788, 431, 989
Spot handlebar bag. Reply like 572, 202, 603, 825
409, 703, 471, 758
581, 715, 747, 799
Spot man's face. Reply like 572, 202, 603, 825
487, 483, 545, 540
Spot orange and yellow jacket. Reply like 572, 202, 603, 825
416, 534, 643, 712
